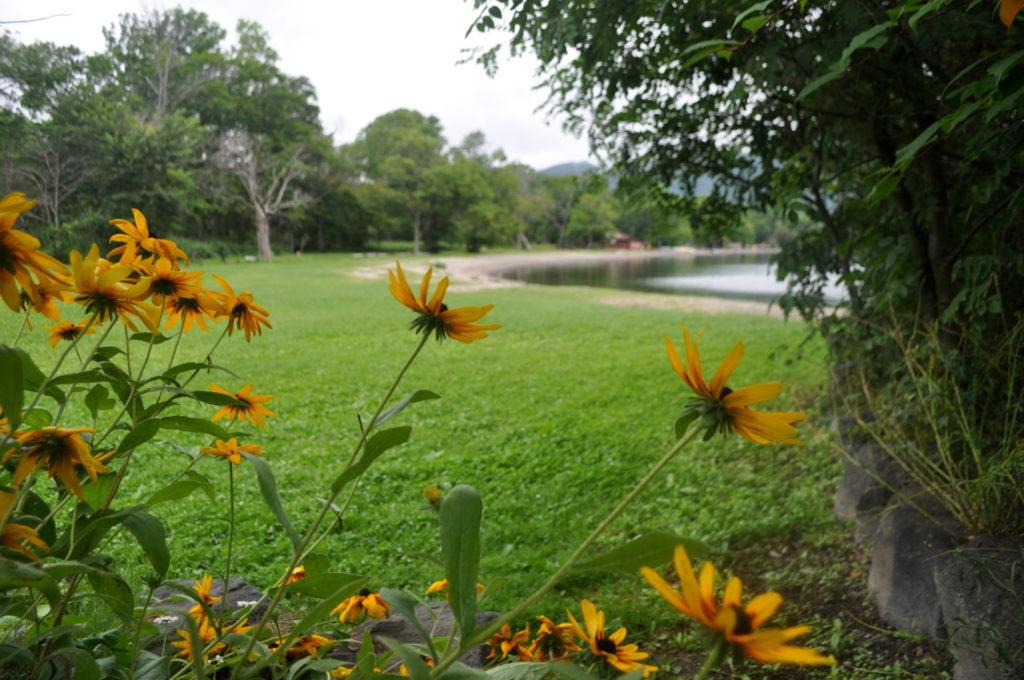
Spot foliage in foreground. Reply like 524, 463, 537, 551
0, 193, 835, 678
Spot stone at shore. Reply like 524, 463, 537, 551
933, 536, 1024, 680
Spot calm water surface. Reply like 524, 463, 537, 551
499, 252, 846, 303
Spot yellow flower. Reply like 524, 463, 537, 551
487, 623, 532, 661
1001, 0, 1024, 27
137, 257, 202, 303
211, 274, 271, 341
398, 656, 435, 676
0, 192, 70, 314
527, 615, 581, 662
187, 574, 223, 621
209, 384, 276, 428
641, 545, 836, 667
108, 208, 187, 267
287, 565, 307, 584
200, 438, 264, 465
331, 588, 389, 623
48, 320, 95, 348
666, 327, 805, 445
171, 617, 250, 661
3, 427, 107, 499
285, 633, 333, 658
423, 484, 444, 508
164, 288, 220, 332
388, 261, 500, 343
567, 599, 657, 677
23, 278, 72, 324
0, 488, 48, 559
425, 578, 486, 597
70, 244, 160, 331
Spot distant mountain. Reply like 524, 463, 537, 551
539, 161, 599, 176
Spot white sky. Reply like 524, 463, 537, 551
1, 0, 594, 170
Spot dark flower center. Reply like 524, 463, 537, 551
729, 605, 753, 635
440, 303, 448, 312
595, 636, 617, 654
720, 386, 734, 398
151, 278, 178, 296
358, 588, 371, 597
231, 303, 248, 318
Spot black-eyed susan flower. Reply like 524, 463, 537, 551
137, 257, 202, 303
567, 599, 657, 677
1001, 0, 1024, 27
388, 261, 500, 343
527, 615, 581, 662
287, 565, 307, 584
0, 192, 70, 314
666, 327, 805, 445
211, 274, 270, 341
108, 208, 187, 267
398, 656, 435, 677
487, 623, 532, 662
171, 618, 250, 661
425, 578, 486, 597
423, 484, 444, 509
208, 384, 276, 428
188, 574, 222, 621
0, 489, 48, 559
331, 588, 388, 624
200, 438, 264, 465
70, 244, 160, 331
164, 288, 220, 332
285, 633, 333, 658
3, 427, 107, 499
23, 279, 72, 324
48, 320, 95, 347
641, 545, 835, 667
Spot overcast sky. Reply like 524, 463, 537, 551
1, 0, 594, 170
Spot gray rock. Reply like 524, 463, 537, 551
834, 438, 908, 544
328, 602, 500, 668
144, 577, 268, 655
934, 536, 1024, 680
868, 503, 958, 638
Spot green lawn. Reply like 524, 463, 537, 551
2, 253, 948, 678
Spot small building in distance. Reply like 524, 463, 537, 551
606, 232, 645, 250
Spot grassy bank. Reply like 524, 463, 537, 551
1, 253, 947, 678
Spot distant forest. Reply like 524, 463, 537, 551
1, 8, 793, 260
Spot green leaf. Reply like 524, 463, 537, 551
437, 663, 489, 679
730, 0, 772, 34
21, 407, 52, 428
485, 663, 600, 679
867, 172, 902, 204
0, 345, 24, 430
133, 650, 170, 680
159, 415, 231, 440
84, 384, 115, 419
9, 346, 65, 404
571, 530, 707, 573
115, 419, 160, 455
129, 332, 173, 345
41, 647, 101, 680
798, 23, 890, 100
373, 390, 441, 426
183, 615, 207, 679
894, 120, 943, 171
122, 510, 170, 578
287, 572, 365, 598
274, 578, 368, 661
440, 485, 483, 641
162, 362, 237, 381
189, 390, 245, 407
245, 454, 300, 552
331, 426, 412, 494
146, 470, 215, 505
741, 15, 767, 32
48, 369, 110, 386
0, 560, 60, 607
380, 588, 438, 662
380, 638, 431, 680
87, 567, 134, 622
81, 474, 117, 513
22, 491, 56, 544
674, 412, 700, 439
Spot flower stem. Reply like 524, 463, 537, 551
430, 427, 701, 677
11, 308, 30, 345
693, 639, 726, 680
222, 463, 236, 625
227, 333, 431, 676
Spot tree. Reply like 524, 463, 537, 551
349, 109, 446, 254
566, 191, 618, 247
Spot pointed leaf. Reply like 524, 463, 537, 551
122, 510, 170, 578
331, 426, 412, 494
245, 454, 300, 552
440, 485, 483, 641
373, 390, 440, 427
0, 345, 24, 430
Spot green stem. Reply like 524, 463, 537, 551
693, 639, 726, 680
222, 463, 236, 625
11, 308, 30, 345
430, 427, 701, 677
123, 324, 132, 377
129, 588, 157, 670
228, 332, 431, 677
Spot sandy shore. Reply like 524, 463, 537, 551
352, 248, 783, 317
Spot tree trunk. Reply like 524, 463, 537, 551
412, 211, 422, 256
255, 206, 273, 261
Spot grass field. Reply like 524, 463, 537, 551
1, 253, 949, 678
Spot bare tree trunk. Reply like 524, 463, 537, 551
255, 206, 273, 261
412, 211, 422, 255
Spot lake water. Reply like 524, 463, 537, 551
498, 252, 846, 303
